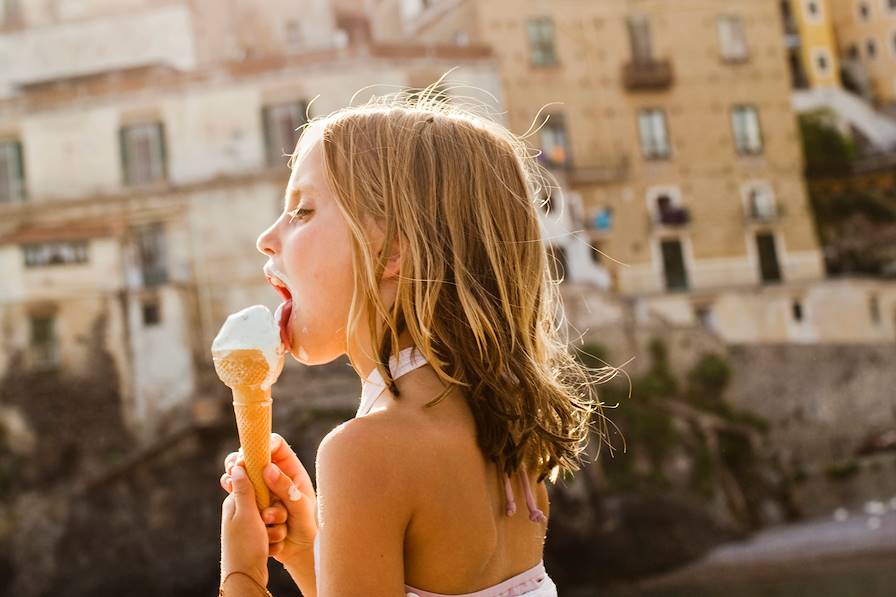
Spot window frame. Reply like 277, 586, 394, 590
120, 121, 167, 187
540, 112, 572, 168
527, 17, 558, 67
0, 138, 25, 203
718, 14, 749, 62
261, 99, 309, 169
638, 108, 672, 160
731, 105, 764, 156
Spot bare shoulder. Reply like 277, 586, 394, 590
316, 415, 422, 510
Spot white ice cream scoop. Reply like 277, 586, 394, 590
211, 304, 285, 389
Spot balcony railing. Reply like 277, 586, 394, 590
539, 153, 630, 185
622, 59, 674, 91
652, 205, 690, 228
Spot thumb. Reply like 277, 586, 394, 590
229, 465, 258, 516
264, 463, 305, 510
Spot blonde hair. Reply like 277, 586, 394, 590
290, 80, 614, 484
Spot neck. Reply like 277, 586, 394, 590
350, 330, 417, 384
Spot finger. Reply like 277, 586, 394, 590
223, 451, 239, 471
262, 503, 288, 525
225, 453, 245, 476
229, 465, 258, 516
269, 542, 284, 557
222, 492, 236, 521
220, 472, 232, 493
267, 523, 287, 543
269, 434, 314, 496
264, 463, 311, 514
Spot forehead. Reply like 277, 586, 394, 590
286, 122, 326, 194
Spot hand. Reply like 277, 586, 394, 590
221, 433, 319, 567
220, 464, 269, 588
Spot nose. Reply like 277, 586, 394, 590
256, 222, 279, 256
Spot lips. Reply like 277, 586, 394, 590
266, 275, 293, 352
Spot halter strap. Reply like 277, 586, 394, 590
358, 346, 545, 523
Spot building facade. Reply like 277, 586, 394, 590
0, 0, 502, 441
368, 1, 896, 345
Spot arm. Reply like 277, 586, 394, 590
314, 418, 416, 597
283, 543, 318, 597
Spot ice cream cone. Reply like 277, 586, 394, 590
213, 348, 274, 510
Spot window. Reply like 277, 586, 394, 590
867, 38, 877, 58
718, 15, 748, 61
638, 108, 671, 159
120, 122, 166, 186
791, 299, 803, 321
527, 18, 557, 66
858, 1, 871, 20
744, 183, 778, 221
660, 238, 689, 291
695, 304, 715, 329
262, 100, 308, 168
812, 48, 831, 76
284, 21, 302, 49
540, 113, 571, 168
805, 0, 821, 20
869, 294, 881, 324
589, 239, 604, 264
731, 105, 763, 155
0, 139, 25, 203
756, 232, 782, 283
627, 15, 654, 63
22, 241, 88, 267
29, 315, 58, 369
142, 295, 161, 326
1, 0, 21, 26
136, 223, 168, 287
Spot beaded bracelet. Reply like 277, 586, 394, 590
218, 570, 274, 597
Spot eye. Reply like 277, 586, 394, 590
286, 208, 312, 223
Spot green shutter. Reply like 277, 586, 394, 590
119, 126, 129, 185
157, 122, 167, 181
261, 105, 272, 167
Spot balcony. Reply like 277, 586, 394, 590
622, 59, 674, 91
538, 152, 629, 185
568, 155, 630, 185
651, 203, 691, 228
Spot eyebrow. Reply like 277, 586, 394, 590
283, 185, 316, 209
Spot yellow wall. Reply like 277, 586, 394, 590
789, 0, 841, 88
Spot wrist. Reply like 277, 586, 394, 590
219, 570, 272, 597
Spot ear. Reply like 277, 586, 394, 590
381, 237, 402, 280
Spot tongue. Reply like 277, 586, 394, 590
277, 299, 293, 352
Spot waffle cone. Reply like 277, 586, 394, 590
232, 386, 272, 510
212, 348, 276, 511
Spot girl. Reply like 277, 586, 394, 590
218, 83, 608, 596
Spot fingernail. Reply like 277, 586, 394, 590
288, 484, 302, 502
270, 435, 281, 449
232, 466, 245, 480
265, 463, 278, 482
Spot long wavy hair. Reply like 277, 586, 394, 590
290, 80, 616, 485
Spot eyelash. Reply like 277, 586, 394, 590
286, 208, 311, 223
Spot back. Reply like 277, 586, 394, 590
373, 379, 550, 594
